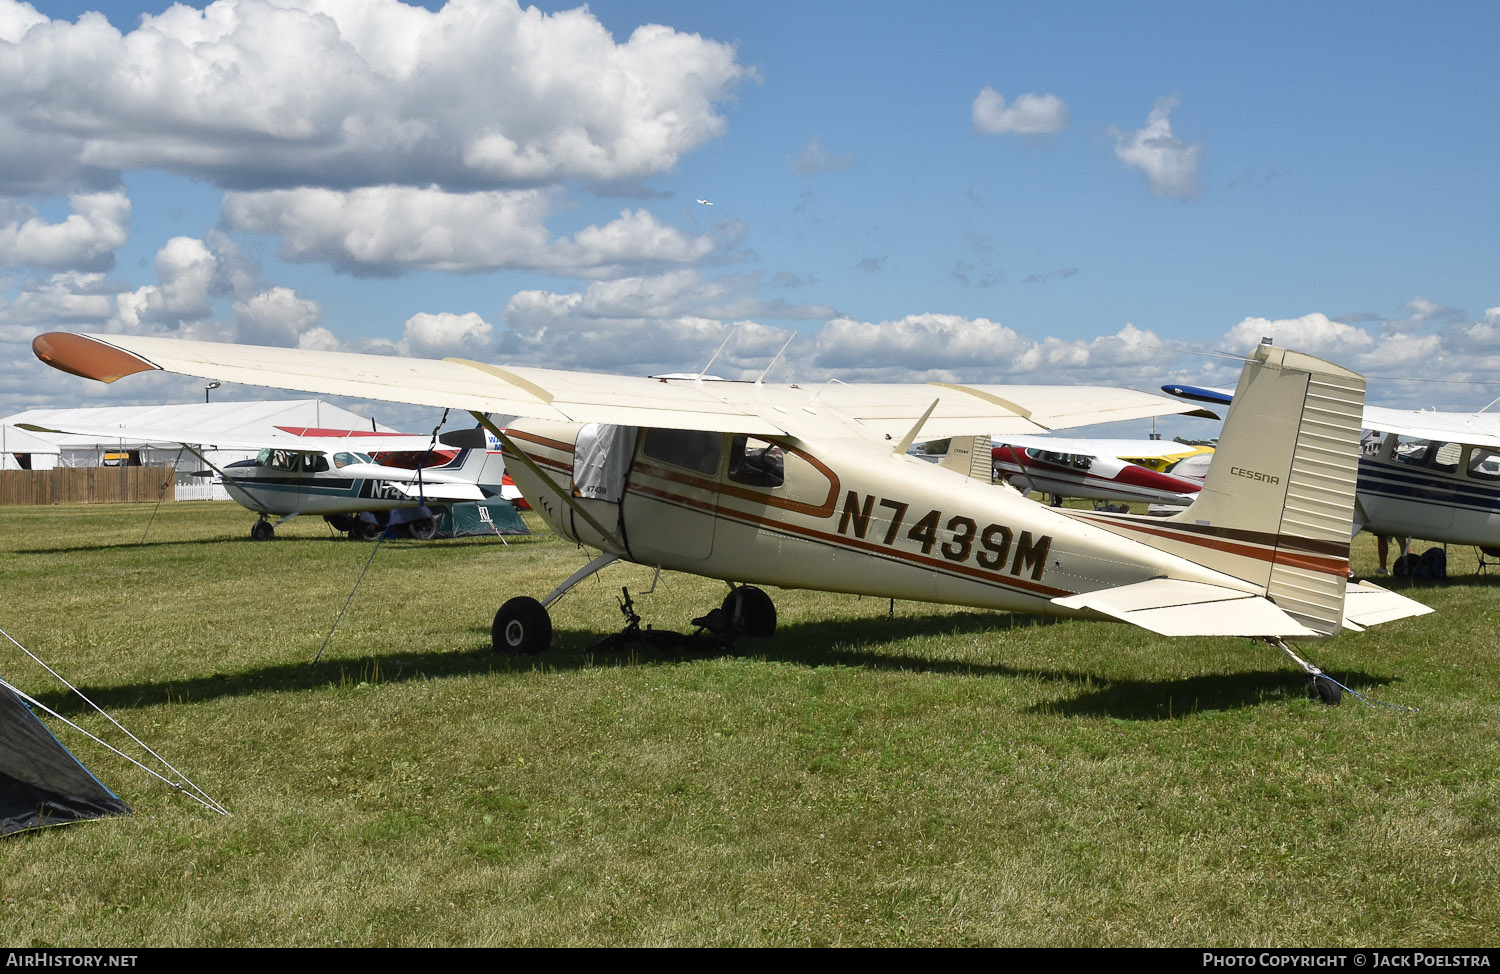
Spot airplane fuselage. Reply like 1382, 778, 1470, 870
1356, 432, 1500, 549
504, 420, 1263, 619
221, 450, 473, 518
990, 445, 1202, 507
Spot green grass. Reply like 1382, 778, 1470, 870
0, 500, 1496, 946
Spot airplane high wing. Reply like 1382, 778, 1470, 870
33, 332, 1214, 441
17, 417, 498, 540
34, 331, 1430, 704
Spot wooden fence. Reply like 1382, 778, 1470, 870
0, 467, 175, 506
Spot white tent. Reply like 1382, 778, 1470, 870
0, 426, 62, 471
1, 401, 397, 495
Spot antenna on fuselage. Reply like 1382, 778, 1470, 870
755, 334, 797, 385
696, 326, 739, 382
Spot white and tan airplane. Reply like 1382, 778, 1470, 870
31, 332, 1432, 704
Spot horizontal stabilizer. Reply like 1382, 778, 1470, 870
1342, 581, 1433, 629
1052, 578, 1320, 638
387, 482, 486, 501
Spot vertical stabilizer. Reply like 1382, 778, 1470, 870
1164, 342, 1365, 635
940, 435, 994, 481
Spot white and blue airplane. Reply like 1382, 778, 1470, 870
17, 420, 501, 540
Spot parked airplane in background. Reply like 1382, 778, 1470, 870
989, 434, 1205, 508
33, 332, 1431, 703
1165, 383, 1500, 558
17, 420, 500, 540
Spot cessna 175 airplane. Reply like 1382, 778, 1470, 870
15, 419, 497, 540
31, 332, 1432, 703
989, 434, 1204, 508
1166, 383, 1500, 558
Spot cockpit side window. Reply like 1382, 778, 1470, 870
728, 436, 785, 488
333, 452, 358, 468
641, 428, 722, 475
1467, 447, 1500, 481
258, 449, 300, 471
1393, 436, 1459, 473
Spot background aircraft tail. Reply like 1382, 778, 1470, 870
435, 427, 509, 492
1161, 341, 1365, 635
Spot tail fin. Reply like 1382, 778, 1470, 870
940, 434, 993, 481
1164, 341, 1365, 635
435, 426, 508, 491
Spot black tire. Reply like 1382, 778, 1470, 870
721, 586, 777, 638
354, 520, 383, 542
1309, 675, 1342, 706
407, 517, 437, 541
250, 520, 275, 541
493, 597, 552, 654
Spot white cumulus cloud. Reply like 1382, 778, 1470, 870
1109, 97, 1203, 200
971, 88, 1069, 135
222, 185, 718, 276
0, 190, 129, 270
0, 0, 751, 194
402, 311, 494, 358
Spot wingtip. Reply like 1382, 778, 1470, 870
32, 332, 159, 384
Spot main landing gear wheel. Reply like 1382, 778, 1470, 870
1309, 674, 1343, 706
407, 517, 437, 541
250, 519, 275, 541
721, 586, 777, 638
354, 520, 383, 542
493, 597, 552, 655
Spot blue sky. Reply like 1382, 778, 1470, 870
2, 0, 1497, 436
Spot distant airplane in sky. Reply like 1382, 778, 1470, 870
696, 198, 713, 205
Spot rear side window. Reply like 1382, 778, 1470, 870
641, 429, 722, 475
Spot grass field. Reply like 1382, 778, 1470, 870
0, 500, 1496, 946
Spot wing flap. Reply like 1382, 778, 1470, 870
1052, 578, 1321, 637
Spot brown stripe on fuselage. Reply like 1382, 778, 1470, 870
1069, 511, 1350, 576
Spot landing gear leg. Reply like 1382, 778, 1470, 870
1268, 637, 1342, 706
490, 552, 620, 654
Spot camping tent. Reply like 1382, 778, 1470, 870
0, 682, 130, 835
435, 498, 530, 538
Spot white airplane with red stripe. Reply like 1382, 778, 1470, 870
32, 332, 1430, 703
989, 439, 1204, 507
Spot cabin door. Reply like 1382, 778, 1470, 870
620, 428, 722, 560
